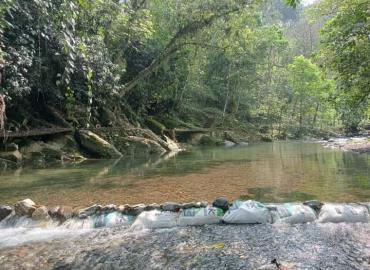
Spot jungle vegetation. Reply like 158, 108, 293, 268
0, 0, 369, 138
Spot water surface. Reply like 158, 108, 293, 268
0, 141, 369, 207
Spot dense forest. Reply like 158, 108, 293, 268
0, 0, 369, 158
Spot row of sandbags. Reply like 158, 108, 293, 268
131, 200, 370, 230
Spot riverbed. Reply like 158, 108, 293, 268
1, 222, 370, 269
0, 141, 369, 208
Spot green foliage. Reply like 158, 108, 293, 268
0, 0, 367, 137
320, 0, 370, 103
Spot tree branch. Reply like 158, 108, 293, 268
119, 1, 253, 96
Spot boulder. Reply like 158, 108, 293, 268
0, 150, 22, 163
145, 203, 161, 211
21, 141, 64, 162
4, 143, 18, 151
0, 205, 12, 221
14, 199, 36, 216
125, 204, 146, 216
78, 204, 102, 218
212, 197, 230, 212
32, 206, 50, 221
102, 204, 117, 214
49, 206, 73, 223
124, 136, 166, 155
303, 200, 324, 213
77, 130, 122, 159
162, 202, 182, 212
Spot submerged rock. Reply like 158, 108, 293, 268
77, 130, 122, 159
14, 199, 36, 217
212, 197, 230, 212
0, 205, 12, 221
32, 206, 50, 221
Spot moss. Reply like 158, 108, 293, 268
77, 130, 122, 159
145, 117, 166, 135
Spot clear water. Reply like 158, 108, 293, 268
1, 142, 370, 269
0, 141, 369, 207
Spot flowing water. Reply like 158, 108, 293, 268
0, 141, 370, 269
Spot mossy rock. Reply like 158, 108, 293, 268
198, 135, 223, 146
0, 150, 22, 163
77, 130, 122, 159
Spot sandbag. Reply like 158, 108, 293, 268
63, 218, 95, 229
222, 200, 271, 224
93, 212, 132, 228
267, 203, 317, 224
131, 210, 179, 230
178, 206, 224, 226
318, 204, 370, 223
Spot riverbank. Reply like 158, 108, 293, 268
322, 136, 370, 153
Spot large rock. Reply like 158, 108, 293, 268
0, 150, 22, 163
78, 204, 102, 218
77, 130, 122, 159
212, 197, 230, 212
128, 136, 166, 154
49, 206, 73, 223
14, 199, 36, 217
123, 204, 146, 216
32, 206, 50, 221
0, 205, 12, 221
21, 141, 64, 162
162, 202, 182, 212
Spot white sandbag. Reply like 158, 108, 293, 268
318, 204, 370, 223
63, 218, 94, 229
178, 206, 224, 226
222, 200, 271, 224
130, 210, 179, 230
93, 212, 133, 228
267, 203, 317, 224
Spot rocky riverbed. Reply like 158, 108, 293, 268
322, 136, 370, 153
1, 222, 370, 269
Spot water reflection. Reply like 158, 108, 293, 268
0, 142, 368, 206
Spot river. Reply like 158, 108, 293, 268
0, 141, 369, 207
